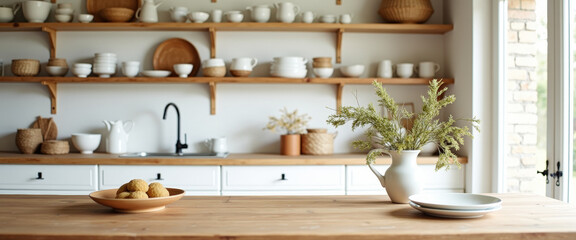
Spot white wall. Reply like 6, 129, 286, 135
0, 0, 456, 156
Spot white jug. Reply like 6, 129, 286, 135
136, 0, 165, 23
367, 150, 422, 203
230, 58, 258, 71
103, 120, 134, 154
0, 3, 20, 23
274, 2, 300, 23
246, 5, 271, 23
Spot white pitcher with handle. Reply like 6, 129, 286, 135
103, 120, 134, 154
367, 149, 422, 203
274, 2, 300, 23
136, 0, 165, 23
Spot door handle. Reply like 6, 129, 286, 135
156, 173, 164, 180
35, 172, 44, 180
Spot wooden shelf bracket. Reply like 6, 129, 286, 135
336, 28, 344, 63
209, 81, 216, 115
209, 27, 216, 58
42, 27, 57, 59
337, 0, 342, 5
41, 81, 57, 114
336, 83, 344, 114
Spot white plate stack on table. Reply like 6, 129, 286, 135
408, 193, 502, 218
93, 53, 117, 78
270, 56, 307, 78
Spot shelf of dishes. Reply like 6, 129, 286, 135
0, 76, 454, 115
0, 22, 453, 62
45, 0, 343, 5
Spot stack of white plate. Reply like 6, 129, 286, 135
93, 53, 117, 78
408, 193, 502, 218
270, 56, 307, 78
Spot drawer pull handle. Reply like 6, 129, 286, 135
36, 172, 44, 180
281, 173, 287, 181
156, 173, 164, 180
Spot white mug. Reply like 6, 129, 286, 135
340, 13, 352, 24
212, 9, 222, 23
205, 137, 228, 154
395, 63, 414, 78
377, 60, 392, 78
230, 58, 258, 71
416, 61, 440, 78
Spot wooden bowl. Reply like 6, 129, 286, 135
99, 7, 134, 22
203, 66, 226, 77
89, 188, 185, 213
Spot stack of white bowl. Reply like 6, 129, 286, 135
72, 63, 92, 78
54, 3, 74, 23
270, 57, 307, 78
93, 53, 117, 78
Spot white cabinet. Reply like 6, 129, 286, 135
99, 165, 220, 195
222, 166, 345, 195
0, 164, 98, 195
346, 165, 465, 195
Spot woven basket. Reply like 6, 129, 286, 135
41, 140, 70, 155
378, 0, 434, 23
302, 132, 335, 155
100, 7, 134, 23
15, 128, 43, 154
11, 59, 40, 76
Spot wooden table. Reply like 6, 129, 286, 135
0, 194, 575, 240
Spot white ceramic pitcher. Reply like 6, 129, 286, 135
367, 149, 422, 203
0, 3, 20, 23
103, 120, 134, 154
136, 0, 165, 23
274, 2, 300, 23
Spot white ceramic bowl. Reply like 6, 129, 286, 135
22, 0, 52, 23
273, 57, 308, 64
54, 14, 72, 22
74, 63, 92, 68
202, 58, 225, 68
340, 64, 365, 77
142, 70, 171, 78
46, 66, 69, 76
320, 15, 337, 23
93, 66, 116, 78
78, 14, 94, 23
71, 133, 101, 154
72, 67, 91, 78
189, 11, 209, 23
271, 69, 307, 78
226, 12, 243, 22
420, 142, 438, 156
55, 8, 73, 15
313, 67, 334, 78
173, 64, 193, 78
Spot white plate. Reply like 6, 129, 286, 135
409, 201, 502, 218
409, 193, 502, 210
142, 70, 171, 78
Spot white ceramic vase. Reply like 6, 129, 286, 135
368, 149, 422, 203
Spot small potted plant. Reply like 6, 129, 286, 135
265, 108, 310, 156
327, 79, 479, 203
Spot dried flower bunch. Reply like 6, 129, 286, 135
327, 79, 480, 171
265, 108, 311, 135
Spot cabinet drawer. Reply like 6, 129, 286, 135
0, 164, 97, 191
346, 165, 465, 195
222, 166, 345, 194
99, 165, 220, 195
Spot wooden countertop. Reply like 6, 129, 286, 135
0, 193, 574, 240
0, 152, 467, 165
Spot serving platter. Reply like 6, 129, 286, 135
153, 38, 201, 77
89, 188, 185, 213
409, 201, 502, 218
408, 193, 502, 210
86, 0, 141, 22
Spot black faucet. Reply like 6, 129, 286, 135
163, 103, 188, 155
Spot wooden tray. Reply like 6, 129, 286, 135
153, 38, 201, 77
86, 0, 141, 22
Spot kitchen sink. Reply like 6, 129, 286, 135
120, 152, 229, 158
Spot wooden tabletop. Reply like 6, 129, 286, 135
0, 193, 574, 240
0, 152, 467, 166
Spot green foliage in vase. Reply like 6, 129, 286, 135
326, 79, 480, 171
265, 108, 311, 135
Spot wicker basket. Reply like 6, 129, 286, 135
100, 7, 134, 23
15, 128, 43, 154
41, 140, 70, 155
302, 132, 336, 155
11, 59, 40, 76
378, 0, 434, 23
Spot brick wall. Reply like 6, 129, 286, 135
506, 0, 540, 192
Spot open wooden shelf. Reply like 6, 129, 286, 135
0, 76, 454, 115
0, 22, 453, 62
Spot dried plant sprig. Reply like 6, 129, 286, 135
265, 108, 311, 135
327, 79, 480, 171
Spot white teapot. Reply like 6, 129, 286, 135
274, 2, 300, 23
136, 0, 165, 23
103, 120, 134, 154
